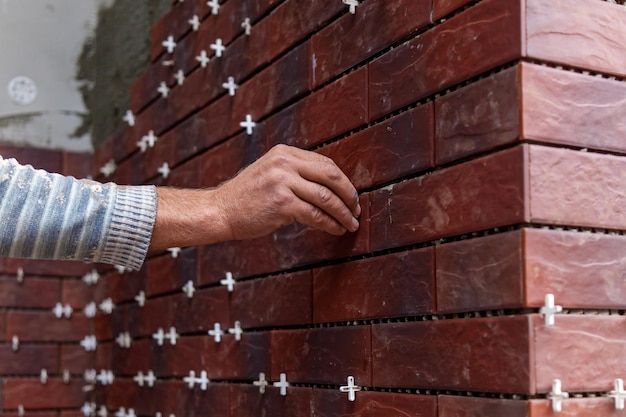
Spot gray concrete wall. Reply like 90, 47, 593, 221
0, 0, 169, 152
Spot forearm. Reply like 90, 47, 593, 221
148, 187, 232, 251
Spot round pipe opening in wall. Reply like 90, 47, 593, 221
7, 76, 37, 106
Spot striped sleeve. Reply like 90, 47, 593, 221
0, 156, 156, 271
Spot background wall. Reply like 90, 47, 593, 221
0, 0, 169, 152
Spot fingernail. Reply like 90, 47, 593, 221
351, 217, 360, 231
355, 201, 362, 217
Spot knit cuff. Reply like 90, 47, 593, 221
99, 185, 157, 271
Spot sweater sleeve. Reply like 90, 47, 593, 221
0, 156, 156, 271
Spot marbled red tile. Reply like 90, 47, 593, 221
145, 248, 197, 297
313, 248, 435, 323
4, 258, 93, 277
6, 311, 90, 342
533, 314, 626, 393
2, 379, 87, 409
150, 332, 270, 380
268, 0, 344, 59
172, 288, 230, 334
311, 0, 430, 87
0, 345, 58, 374
521, 63, 626, 154
231, 41, 311, 134
438, 396, 528, 417
110, 339, 151, 376
369, 145, 526, 252
318, 103, 434, 191
149, 0, 209, 62
0, 311, 6, 342
197, 235, 277, 286
231, 384, 313, 417
528, 146, 626, 230
313, 389, 437, 417
114, 269, 147, 304
267, 66, 369, 149
60, 345, 93, 374
526, 0, 626, 78
372, 316, 532, 393
125, 380, 230, 417
435, 66, 520, 165
524, 229, 626, 309
433, 0, 477, 20
270, 326, 371, 385
231, 271, 312, 329
369, 0, 521, 120
528, 397, 624, 417
0, 144, 63, 174
0, 276, 59, 308
436, 230, 524, 313
62, 278, 92, 309
62, 151, 92, 179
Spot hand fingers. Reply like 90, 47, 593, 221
282, 146, 361, 218
289, 197, 348, 236
291, 179, 360, 233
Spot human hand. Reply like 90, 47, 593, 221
213, 144, 361, 240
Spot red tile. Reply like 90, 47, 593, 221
372, 316, 532, 393
145, 248, 197, 297
267, 66, 369, 149
369, 0, 521, 120
521, 63, 626, 154
0, 144, 63, 174
0, 345, 58, 375
313, 248, 435, 323
524, 228, 626, 309
0, 311, 5, 342
62, 278, 92, 309
4, 258, 93, 277
197, 235, 277, 286
436, 230, 524, 313
173, 288, 230, 334
149, 0, 209, 62
533, 314, 626, 393
151, 332, 270, 380
433, 0, 476, 20
271, 326, 371, 385
311, 0, 430, 87
60, 345, 93, 374
231, 384, 313, 417
268, 0, 344, 59
369, 145, 526, 252
526, 0, 626, 79
2, 379, 87, 409
313, 389, 437, 417
62, 151, 92, 179
528, 146, 626, 230
150, 381, 230, 417
318, 103, 434, 191
110, 339, 151, 376
435, 66, 520, 165
232, 41, 311, 134
438, 396, 528, 417
0, 276, 60, 308
231, 271, 312, 328
528, 397, 624, 417
7, 311, 91, 342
